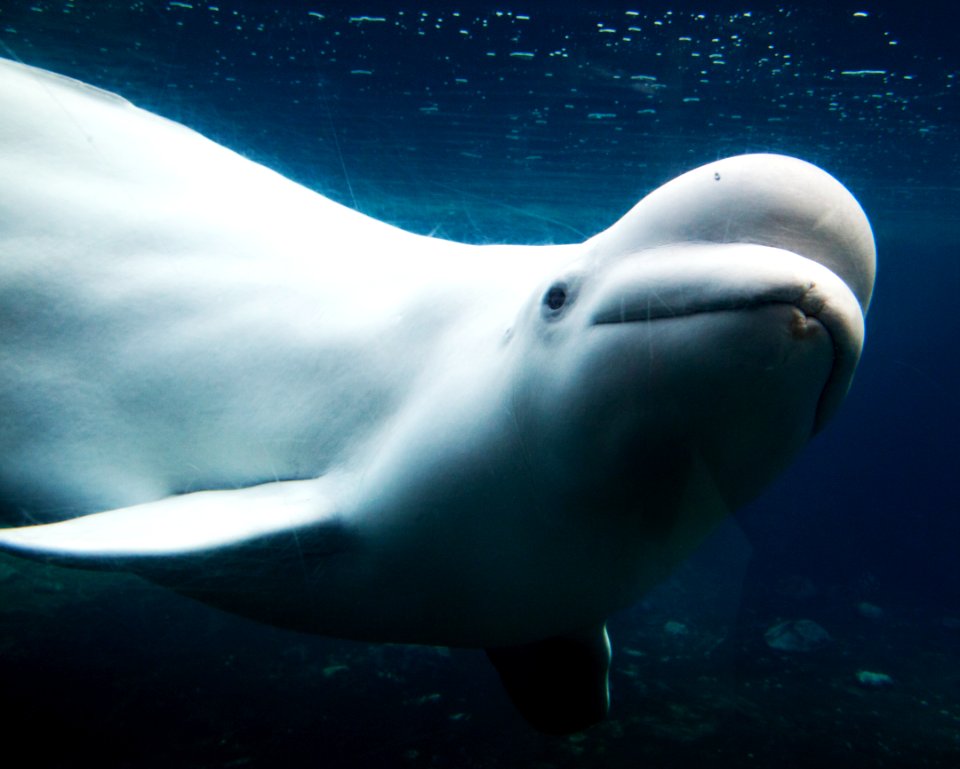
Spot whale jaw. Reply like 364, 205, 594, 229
582, 242, 865, 432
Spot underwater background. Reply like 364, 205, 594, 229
0, 1, 957, 767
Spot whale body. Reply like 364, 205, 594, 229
0, 58, 875, 733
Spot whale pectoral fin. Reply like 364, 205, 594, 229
0, 478, 349, 570
486, 623, 612, 734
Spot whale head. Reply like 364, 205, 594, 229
508, 154, 874, 528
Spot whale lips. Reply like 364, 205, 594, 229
590, 285, 815, 325
584, 243, 855, 334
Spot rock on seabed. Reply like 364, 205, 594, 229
764, 619, 832, 652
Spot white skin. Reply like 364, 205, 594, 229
0, 59, 874, 649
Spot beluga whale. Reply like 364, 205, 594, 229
0, 57, 875, 733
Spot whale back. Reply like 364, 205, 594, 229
0, 57, 564, 519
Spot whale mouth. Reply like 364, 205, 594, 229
591, 283, 822, 326
585, 243, 865, 432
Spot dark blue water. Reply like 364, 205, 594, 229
1, 2, 958, 767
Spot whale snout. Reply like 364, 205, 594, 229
582, 242, 865, 432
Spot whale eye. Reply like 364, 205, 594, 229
544, 284, 568, 311
540, 277, 580, 321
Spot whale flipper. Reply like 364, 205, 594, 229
0, 478, 348, 565
486, 624, 612, 734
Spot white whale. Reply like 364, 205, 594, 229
0, 58, 875, 733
